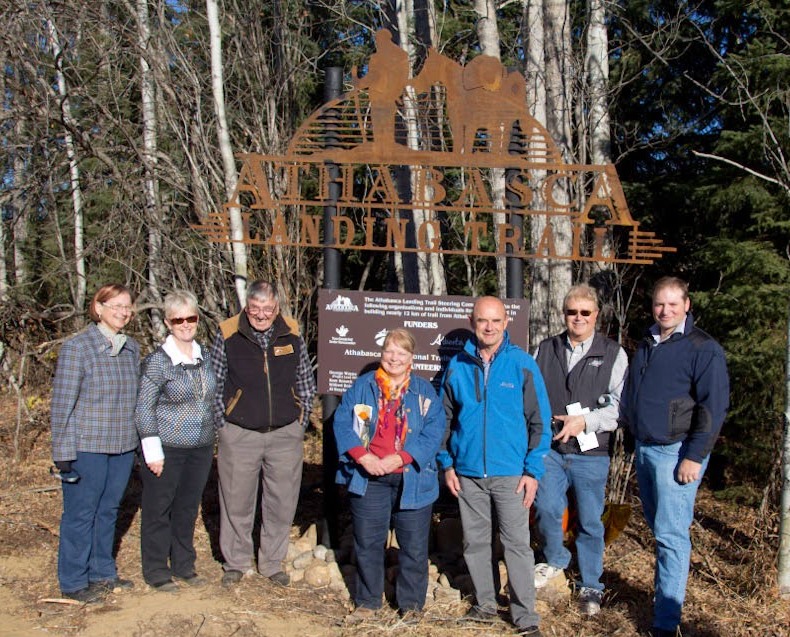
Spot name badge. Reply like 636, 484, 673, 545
273, 344, 295, 356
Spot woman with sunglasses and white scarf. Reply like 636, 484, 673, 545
135, 290, 217, 592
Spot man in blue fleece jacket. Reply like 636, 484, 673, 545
621, 277, 729, 637
438, 296, 551, 637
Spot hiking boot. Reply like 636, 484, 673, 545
345, 606, 377, 625
93, 577, 134, 593
651, 628, 678, 637
267, 571, 290, 587
62, 586, 105, 604
221, 569, 244, 587
578, 587, 603, 616
174, 573, 206, 587
534, 563, 563, 588
462, 605, 498, 623
151, 579, 179, 592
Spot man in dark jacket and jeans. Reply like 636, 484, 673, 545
532, 284, 628, 616
621, 277, 729, 637
211, 280, 316, 587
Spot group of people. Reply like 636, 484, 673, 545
50, 276, 728, 637
51, 280, 315, 604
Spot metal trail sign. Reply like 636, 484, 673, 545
193, 29, 674, 265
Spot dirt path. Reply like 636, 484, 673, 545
1, 422, 788, 636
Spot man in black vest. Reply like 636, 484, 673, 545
210, 280, 316, 587
532, 284, 627, 616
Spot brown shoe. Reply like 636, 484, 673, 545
346, 607, 377, 625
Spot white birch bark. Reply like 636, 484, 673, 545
46, 16, 86, 312
207, 0, 248, 306
529, 0, 573, 348
474, 0, 507, 297
586, 0, 610, 165
138, 0, 165, 337
586, 0, 613, 264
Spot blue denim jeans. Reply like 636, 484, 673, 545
458, 475, 539, 630
58, 450, 134, 593
534, 449, 610, 591
635, 441, 708, 632
349, 473, 433, 611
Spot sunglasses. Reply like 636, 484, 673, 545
169, 315, 199, 325
564, 309, 594, 317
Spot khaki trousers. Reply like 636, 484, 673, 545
217, 420, 303, 576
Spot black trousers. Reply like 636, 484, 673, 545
140, 444, 213, 585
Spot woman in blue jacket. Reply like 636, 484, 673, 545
334, 328, 445, 623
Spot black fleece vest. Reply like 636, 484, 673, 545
536, 332, 620, 456
221, 313, 302, 431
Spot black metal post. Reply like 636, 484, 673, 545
506, 121, 525, 300
321, 66, 343, 548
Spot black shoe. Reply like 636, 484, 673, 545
515, 627, 543, 637
462, 605, 498, 623
174, 573, 206, 587
651, 629, 678, 637
151, 579, 179, 592
267, 571, 290, 587
62, 587, 105, 604
221, 569, 244, 587
93, 577, 134, 592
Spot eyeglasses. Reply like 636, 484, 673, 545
564, 309, 594, 317
169, 315, 198, 325
246, 305, 278, 317
101, 302, 133, 313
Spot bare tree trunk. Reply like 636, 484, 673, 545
0, 47, 8, 302
779, 300, 790, 597
586, 0, 610, 165
138, 0, 165, 337
399, 0, 447, 295
523, 0, 549, 348
46, 15, 86, 312
475, 0, 508, 297
529, 0, 573, 348
585, 0, 613, 267
0, 213, 7, 302
12, 119, 27, 291
207, 0, 248, 306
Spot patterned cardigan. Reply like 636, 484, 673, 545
135, 344, 218, 450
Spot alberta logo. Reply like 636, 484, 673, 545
325, 295, 359, 312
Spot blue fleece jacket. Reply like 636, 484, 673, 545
438, 332, 552, 480
622, 313, 729, 463
334, 370, 446, 509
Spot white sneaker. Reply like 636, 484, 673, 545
534, 563, 563, 588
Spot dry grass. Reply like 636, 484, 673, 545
0, 392, 788, 636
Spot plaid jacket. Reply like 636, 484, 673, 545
51, 324, 140, 461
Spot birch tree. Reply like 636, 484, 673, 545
46, 15, 87, 313
207, 0, 247, 307
528, 0, 574, 347
474, 0, 509, 297
137, 0, 166, 336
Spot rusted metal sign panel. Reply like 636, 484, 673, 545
317, 289, 528, 395
194, 30, 673, 265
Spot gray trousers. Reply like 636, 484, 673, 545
217, 420, 303, 576
458, 475, 539, 629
